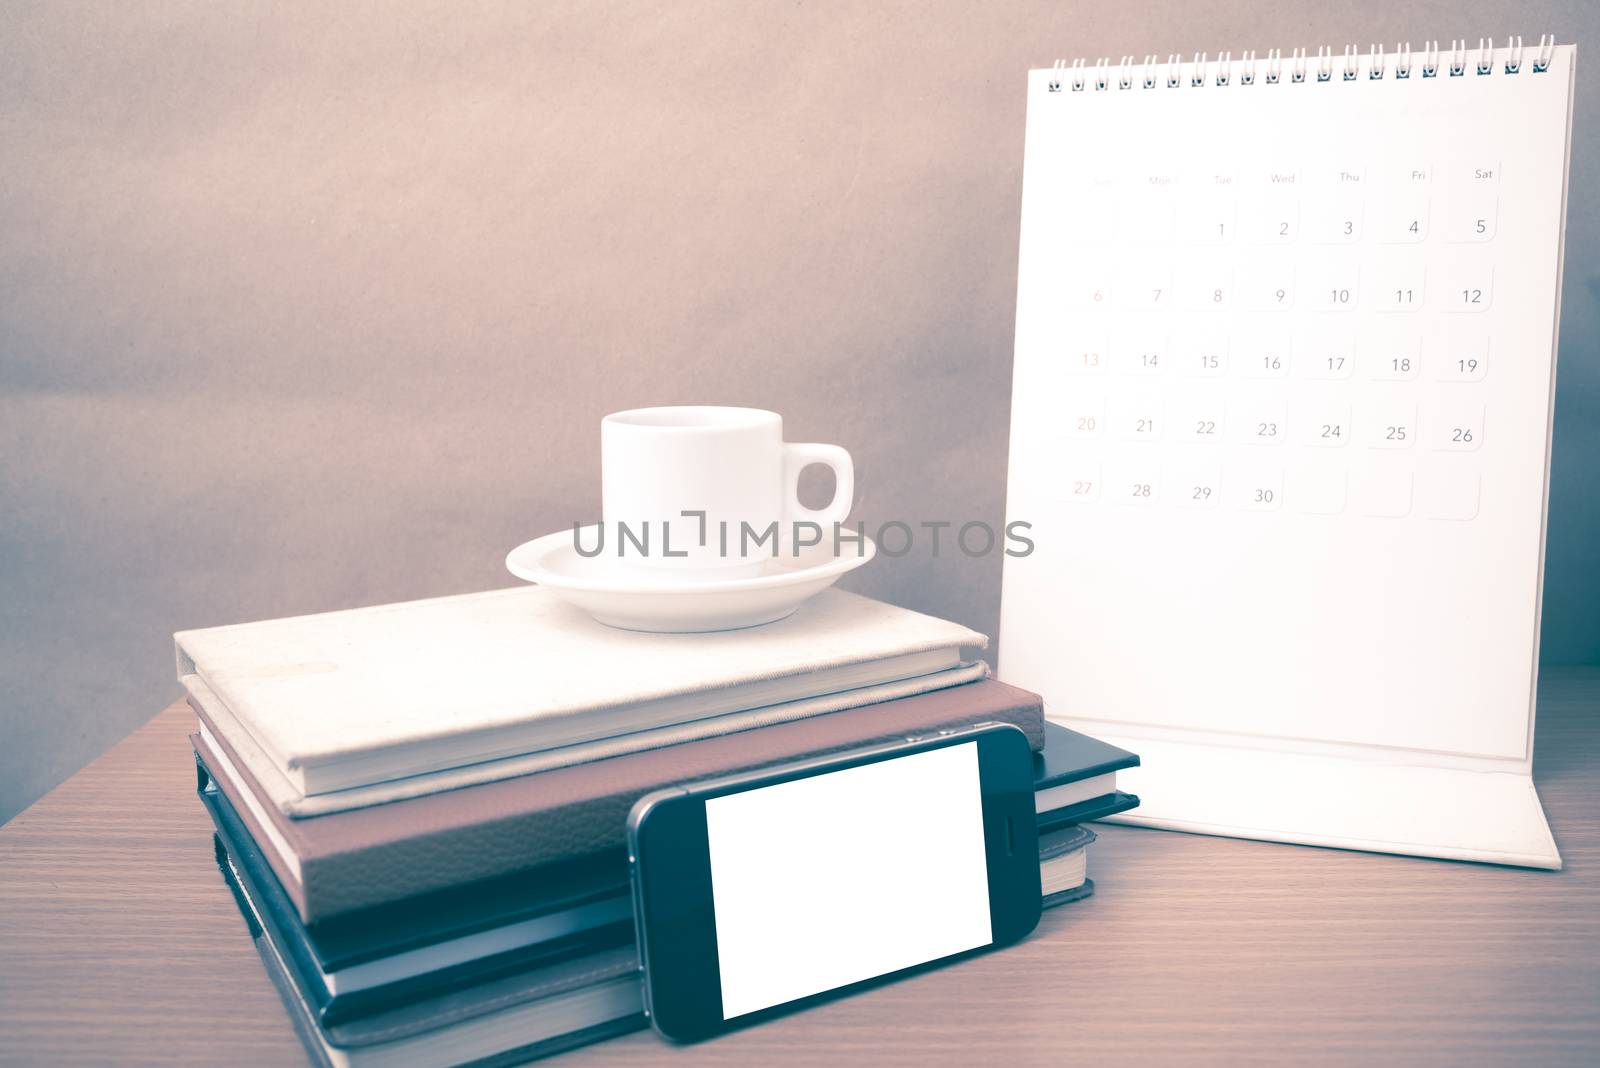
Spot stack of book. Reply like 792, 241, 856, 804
178, 586, 1138, 1066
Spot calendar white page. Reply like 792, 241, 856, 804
1000, 44, 1573, 865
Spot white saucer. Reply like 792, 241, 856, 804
505, 526, 876, 633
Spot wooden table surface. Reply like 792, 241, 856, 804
3, 671, 1598, 1066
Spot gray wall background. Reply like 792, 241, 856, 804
3, 0, 1598, 824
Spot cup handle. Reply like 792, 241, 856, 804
782, 443, 854, 529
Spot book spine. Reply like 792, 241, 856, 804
199, 768, 333, 1019
192, 727, 316, 919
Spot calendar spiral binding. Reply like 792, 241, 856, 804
1046, 35, 1556, 93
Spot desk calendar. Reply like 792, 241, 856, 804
1000, 40, 1573, 868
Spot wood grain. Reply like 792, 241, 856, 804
3, 670, 1597, 1066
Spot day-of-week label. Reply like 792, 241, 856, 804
1309, 167, 1364, 187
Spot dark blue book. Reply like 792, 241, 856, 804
1032, 721, 1140, 833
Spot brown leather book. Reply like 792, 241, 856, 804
192, 678, 1044, 924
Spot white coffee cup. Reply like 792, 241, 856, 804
600, 406, 854, 580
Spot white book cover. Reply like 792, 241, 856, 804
175, 586, 986, 806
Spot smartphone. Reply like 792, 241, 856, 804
627, 722, 1041, 1042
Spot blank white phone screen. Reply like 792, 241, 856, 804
703, 740, 993, 1020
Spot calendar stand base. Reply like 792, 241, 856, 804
1069, 727, 1562, 870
